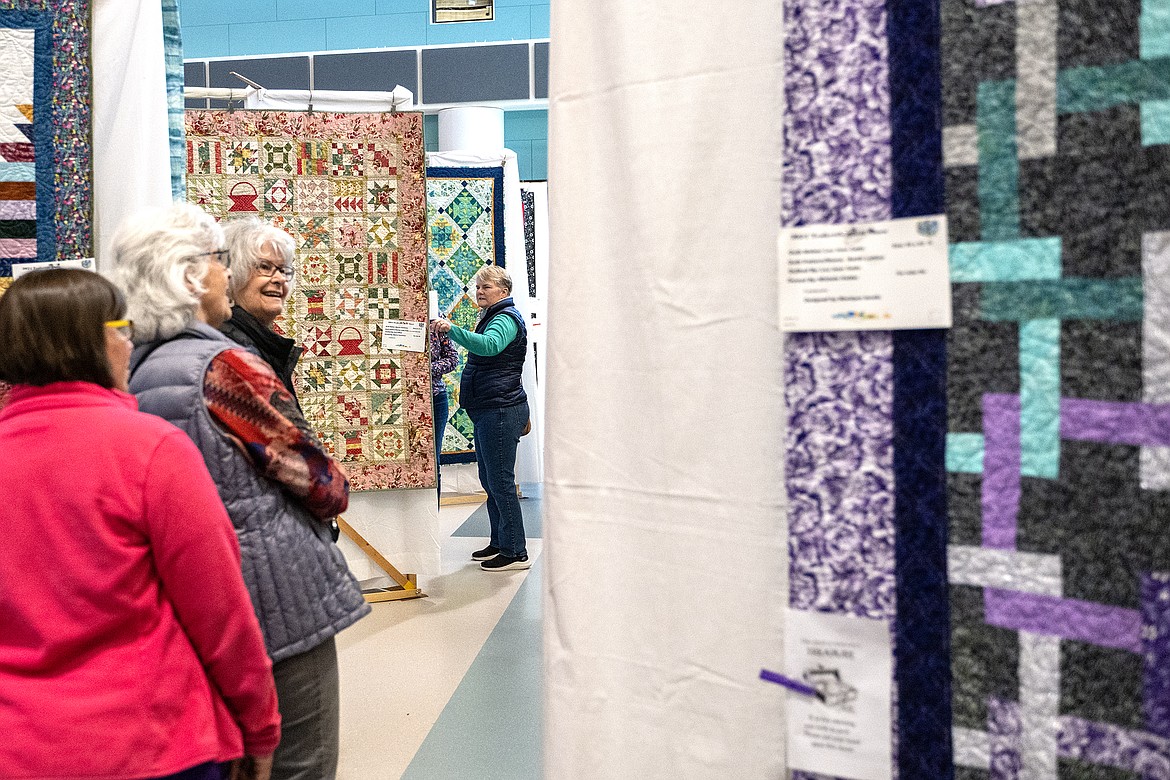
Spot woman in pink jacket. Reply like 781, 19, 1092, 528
0, 269, 280, 780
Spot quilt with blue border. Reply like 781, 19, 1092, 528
0, 0, 90, 279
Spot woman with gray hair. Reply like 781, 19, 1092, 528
113, 202, 369, 780
219, 217, 300, 399
434, 264, 530, 571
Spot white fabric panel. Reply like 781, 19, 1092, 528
342, 489, 441, 577
544, 0, 787, 776
91, 0, 173, 270
427, 150, 541, 483
242, 86, 414, 111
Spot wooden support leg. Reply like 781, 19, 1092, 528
336, 516, 426, 602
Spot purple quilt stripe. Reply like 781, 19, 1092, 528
0, 201, 34, 220
1143, 573, 1170, 739
982, 393, 1021, 549
989, 697, 1022, 780
1062, 398, 1170, 447
1058, 715, 1170, 776
984, 588, 1143, 653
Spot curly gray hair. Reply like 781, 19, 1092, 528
109, 202, 225, 342
221, 217, 296, 300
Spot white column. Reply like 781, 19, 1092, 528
544, 0, 789, 776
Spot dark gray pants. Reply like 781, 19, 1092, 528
271, 637, 340, 780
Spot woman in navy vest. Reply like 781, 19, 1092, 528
434, 265, 530, 571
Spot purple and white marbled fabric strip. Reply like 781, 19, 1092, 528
784, 0, 894, 618
784, 0, 895, 776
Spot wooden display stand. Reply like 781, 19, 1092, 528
439, 491, 487, 506
336, 517, 426, 602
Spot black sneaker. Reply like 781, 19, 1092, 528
480, 554, 531, 571
471, 545, 500, 561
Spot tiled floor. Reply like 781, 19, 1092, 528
336, 488, 542, 779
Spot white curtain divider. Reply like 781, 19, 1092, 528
427, 149, 541, 484
544, 0, 788, 776
92, 0, 173, 270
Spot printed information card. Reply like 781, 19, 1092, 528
11, 258, 95, 278
784, 609, 894, 780
778, 215, 952, 332
380, 319, 427, 353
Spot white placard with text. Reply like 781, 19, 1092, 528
779, 215, 952, 332
784, 609, 894, 780
380, 319, 427, 353
12, 257, 95, 278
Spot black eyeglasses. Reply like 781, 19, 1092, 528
191, 249, 231, 267
255, 260, 295, 280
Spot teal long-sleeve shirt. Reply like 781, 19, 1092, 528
447, 314, 518, 357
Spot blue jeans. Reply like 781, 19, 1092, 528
468, 401, 529, 558
433, 390, 448, 496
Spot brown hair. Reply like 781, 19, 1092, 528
0, 269, 126, 388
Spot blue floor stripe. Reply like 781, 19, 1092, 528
402, 561, 542, 780
452, 485, 544, 539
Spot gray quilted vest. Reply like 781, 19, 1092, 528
129, 323, 369, 662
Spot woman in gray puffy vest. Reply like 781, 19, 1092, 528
111, 202, 369, 780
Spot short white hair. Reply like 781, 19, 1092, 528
110, 202, 225, 342
221, 216, 296, 300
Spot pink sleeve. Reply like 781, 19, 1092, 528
143, 430, 281, 756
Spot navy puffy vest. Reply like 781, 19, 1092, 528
459, 297, 527, 411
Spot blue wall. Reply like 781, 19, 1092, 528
178, 0, 548, 179
179, 0, 549, 59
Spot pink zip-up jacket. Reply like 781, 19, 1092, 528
0, 382, 280, 779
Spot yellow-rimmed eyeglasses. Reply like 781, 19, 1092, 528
104, 319, 135, 339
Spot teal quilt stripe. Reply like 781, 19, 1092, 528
0, 163, 35, 182
1143, 0, 1170, 59
977, 80, 1020, 241
1058, 58, 1170, 114
1141, 99, 1170, 145
1019, 319, 1061, 479
946, 433, 985, 474
163, 0, 186, 200
950, 237, 1061, 282
981, 278, 1144, 321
